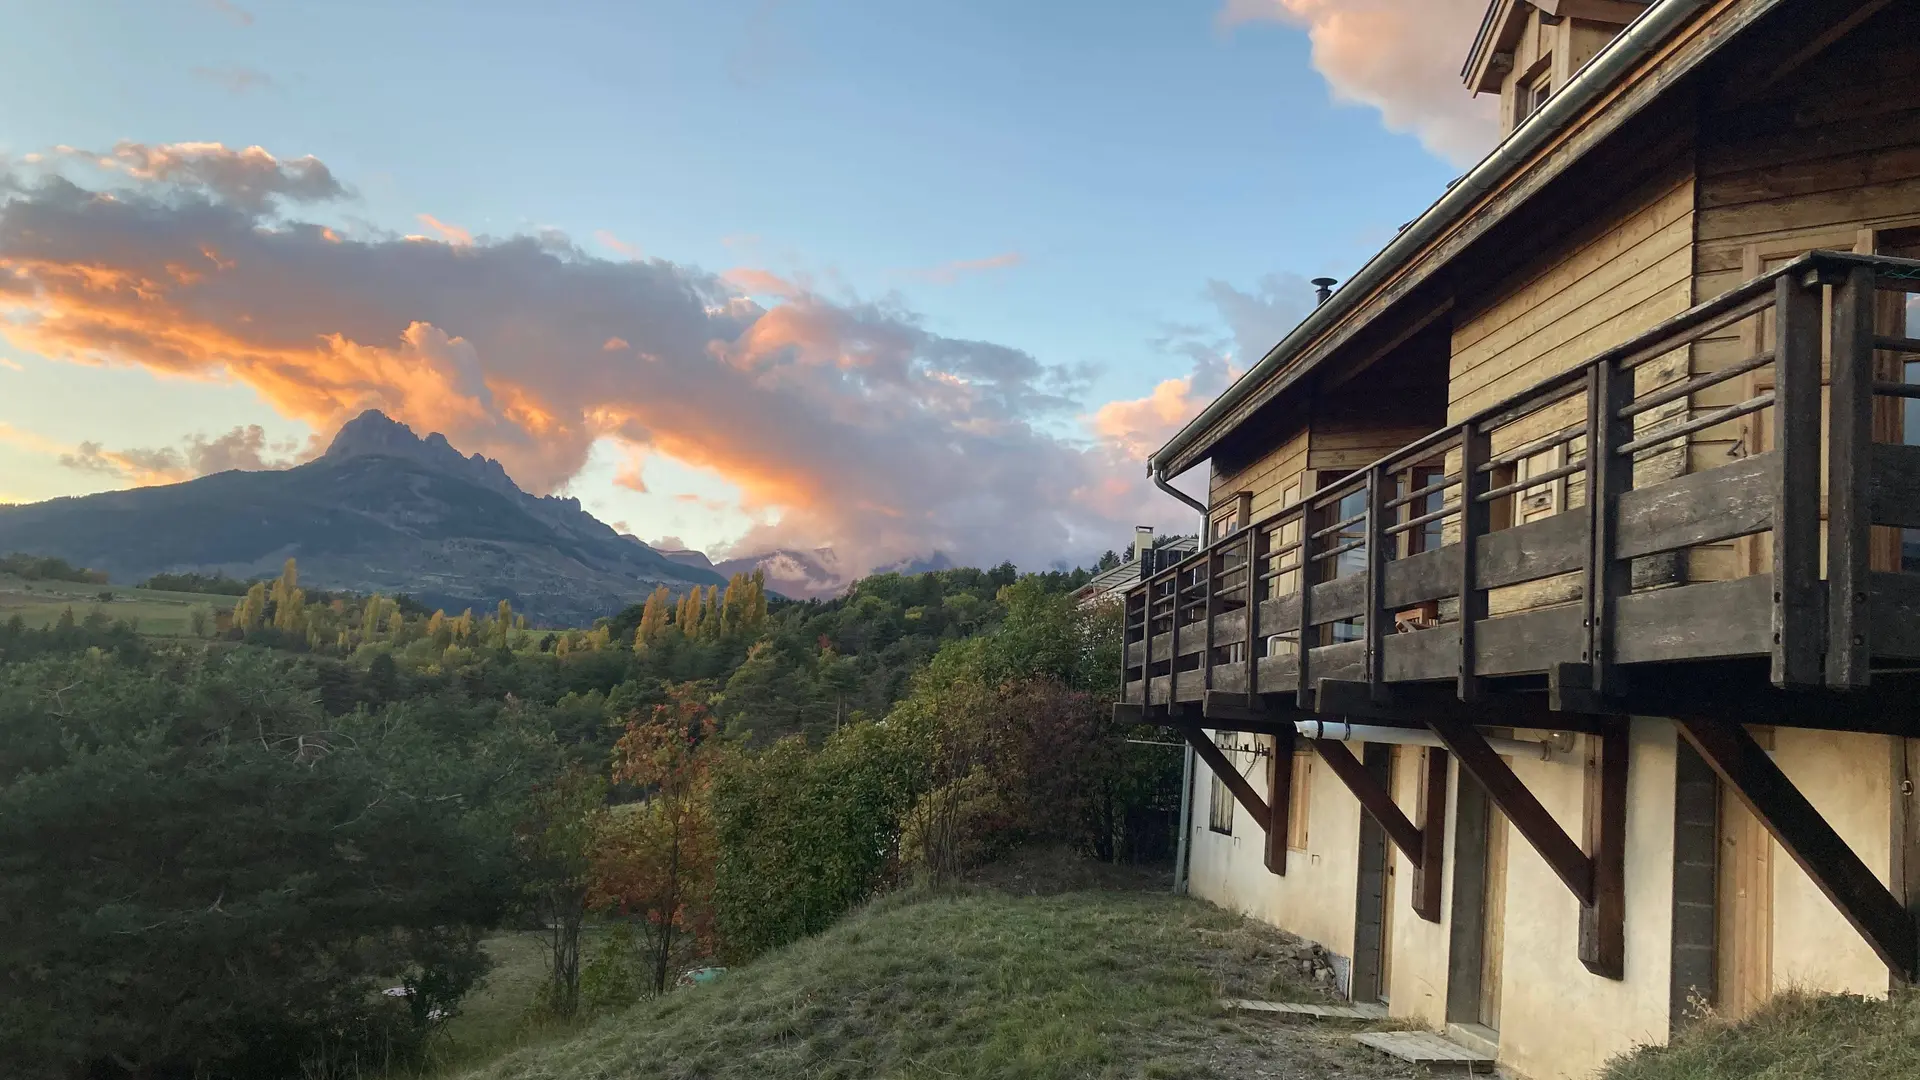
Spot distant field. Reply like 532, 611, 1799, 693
0, 573, 220, 637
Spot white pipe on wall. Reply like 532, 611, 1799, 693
1294, 719, 1559, 762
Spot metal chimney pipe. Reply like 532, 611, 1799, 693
1312, 277, 1338, 304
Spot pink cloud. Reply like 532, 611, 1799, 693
595, 230, 643, 259
1218, 0, 1500, 167
0, 145, 1187, 573
415, 213, 474, 247
904, 251, 1026, 285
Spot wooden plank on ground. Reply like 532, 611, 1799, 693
1353, 1031, 1496, 1065
1224, 999, 1387, 1019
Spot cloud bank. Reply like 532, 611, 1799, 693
0, 142, 1193, 576
1220, 0, 1500, 167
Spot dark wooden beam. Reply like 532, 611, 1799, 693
1312, 739, 1427, 872
1202, 689, 1268, 725
1676, 717, 1918, 980
1267, 726, 1295, 875
1429, 717, 1595, 906
1180, 724, 1271, 834
1826, 266, 1874, 688
1579, 720, 1629, 979
1776, 271, 1827, 687
1413, 747, 1448, 924
1318, 678, 1607, 734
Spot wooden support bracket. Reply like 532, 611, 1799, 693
1428, 718, 1597, 908
1312, 738, 1443, 922
1676, 717, 1918, 980
1180, 723, 1275, 858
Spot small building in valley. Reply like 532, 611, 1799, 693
1118, 1, 1920, 1076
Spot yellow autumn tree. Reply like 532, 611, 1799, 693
269, 559, 306, 634
634, 586, 671, 650
233, 581, 268, 631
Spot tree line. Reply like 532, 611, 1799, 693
0, 558, 1175, 1080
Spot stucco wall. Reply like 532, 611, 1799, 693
1769, 729, 1893, 997
1495, 720, 1678, 1080
1186, 732, 1363, 962
1183, 722, 1896, 1080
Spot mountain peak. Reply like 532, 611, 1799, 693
323, 409, 422, 459
322, 410, 522, 496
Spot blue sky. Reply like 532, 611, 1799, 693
0, 0, 1490, 570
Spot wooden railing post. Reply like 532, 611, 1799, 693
1586, 359, 1633, 696
1246, 526, 1264, 698
1296, 502, 1319, 711
1824, 265, 1875, 688
1203, 550, 1219, 695
1457, 422, 1491, 702
1365, 465, 1389, 701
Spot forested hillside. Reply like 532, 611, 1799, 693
0, 559, 1178, 1080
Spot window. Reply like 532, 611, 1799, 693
1329, 487, 1367, 644
1287, 748, 1312, 851
1208, 730, 1236, 835
1519, 67, 1552, 121
1400, 465, 1447, 556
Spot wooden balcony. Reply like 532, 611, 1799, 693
1123, 251, 1920, 726
1121, 252, 1920, 985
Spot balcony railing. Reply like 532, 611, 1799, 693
1123, 251, 1920, 711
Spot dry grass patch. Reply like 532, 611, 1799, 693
1604, 989, 1920, 1080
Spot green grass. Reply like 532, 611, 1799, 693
442, 881, 1396, 1080
0, 572, 220, 637
1603, 990, 1920, 1080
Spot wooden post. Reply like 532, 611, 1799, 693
1267, 725, 1294, 875
1825, 265, 1875, 688
1168, 567, 1181, 708
1413, 747, 1449, 925
1365, 465, 1390, 701
1296, 501, 1319, 711
1458, 423, 1491, 702
1247, 526, 1265, 699
1677, 717, 1917, 980
1586, 360, 1634, 696
1579, 720, 1629, 979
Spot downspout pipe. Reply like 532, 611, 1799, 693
1147, 0, 1708, 480
1152, 466, 1209, 542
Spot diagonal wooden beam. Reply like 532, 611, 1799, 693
1181, 725, 1270, 833
1312, 741, 1424, 864
1429, 717, 1595, 906
1676, 717, 1918, 979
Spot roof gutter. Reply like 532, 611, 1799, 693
1148, 0, 1707, 485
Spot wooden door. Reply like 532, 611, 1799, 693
1716, 729, 1774, 1020
1351, 744, 1396, 1003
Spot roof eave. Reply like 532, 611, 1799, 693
1149, 0, 1709, 480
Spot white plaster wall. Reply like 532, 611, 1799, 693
1185, 731, 1364, 964
1768, 728, 1893, 997
1492, 719, 1678, 1080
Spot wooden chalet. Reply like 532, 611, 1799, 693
1118, 0, 1920, 1074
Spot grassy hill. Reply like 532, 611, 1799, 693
434, 861, 1415, 1080
1602, 989, 1920, 1080
0, 572, 222, 636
